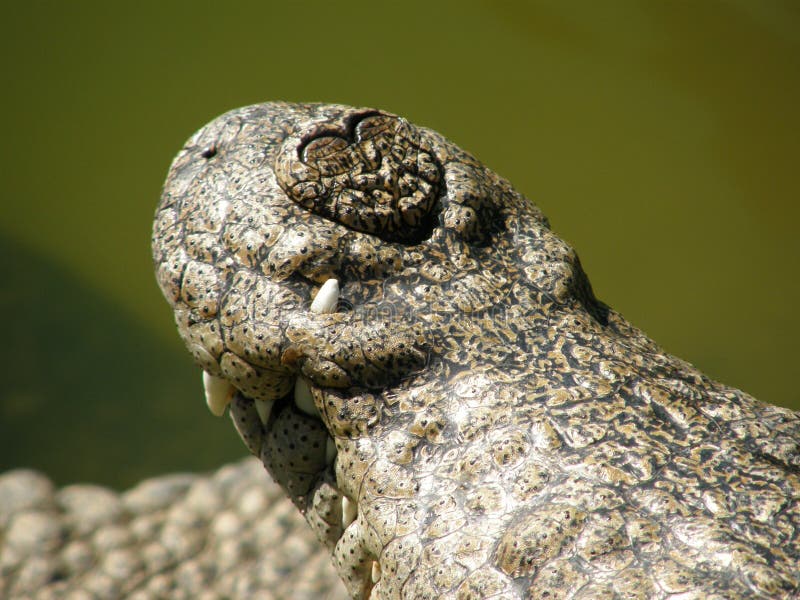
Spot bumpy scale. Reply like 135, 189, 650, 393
153, 102, 800, 599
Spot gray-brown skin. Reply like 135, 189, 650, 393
0, 458, 347, 599
153, 102, 800, 599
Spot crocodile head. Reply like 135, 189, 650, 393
153, 103, 800, 599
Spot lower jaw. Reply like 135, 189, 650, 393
227, 387, 380, 598
200, 278, 380, 595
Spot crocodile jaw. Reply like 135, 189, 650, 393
200, 278, 340, 422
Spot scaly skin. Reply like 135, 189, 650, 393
152, 102, 800, 599
0, 459, 347, 599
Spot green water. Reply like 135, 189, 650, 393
1, 1, 798, 489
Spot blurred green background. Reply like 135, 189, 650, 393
1, 1, 798, 490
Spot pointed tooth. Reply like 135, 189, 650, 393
326, 436, 337, 465
202, 371, 235, 417
298, 279, 339, 419
342, 496, 357, 529
371, 561, 382, 584
254, 398, 274, 425
310, 278, 339, 314
294, 377, 319, 417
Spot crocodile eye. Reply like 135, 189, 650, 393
275, 111, 442, 244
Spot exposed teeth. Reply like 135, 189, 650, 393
326, 437, 337, 465
254, 398, 274, 425
292, 279, 340, 417
294, 378, 319, 417
371, 561, 382, 584
202, 371, 236, 416
310, 278, 340, 314
342, 496, 357, 529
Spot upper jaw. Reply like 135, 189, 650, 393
200, 277, 341, 421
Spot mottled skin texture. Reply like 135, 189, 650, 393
0, 459, 347, 599
153, 102, 800, 599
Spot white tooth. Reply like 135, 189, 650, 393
326, 436, 337, 465
254, 398, 274, 425
295, 279, 339, 419
294, 377, 319, 417
371, 561, 382, 584
310, 278, 339, 314
202, 371, 235, 417
342, 496, 357, 529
